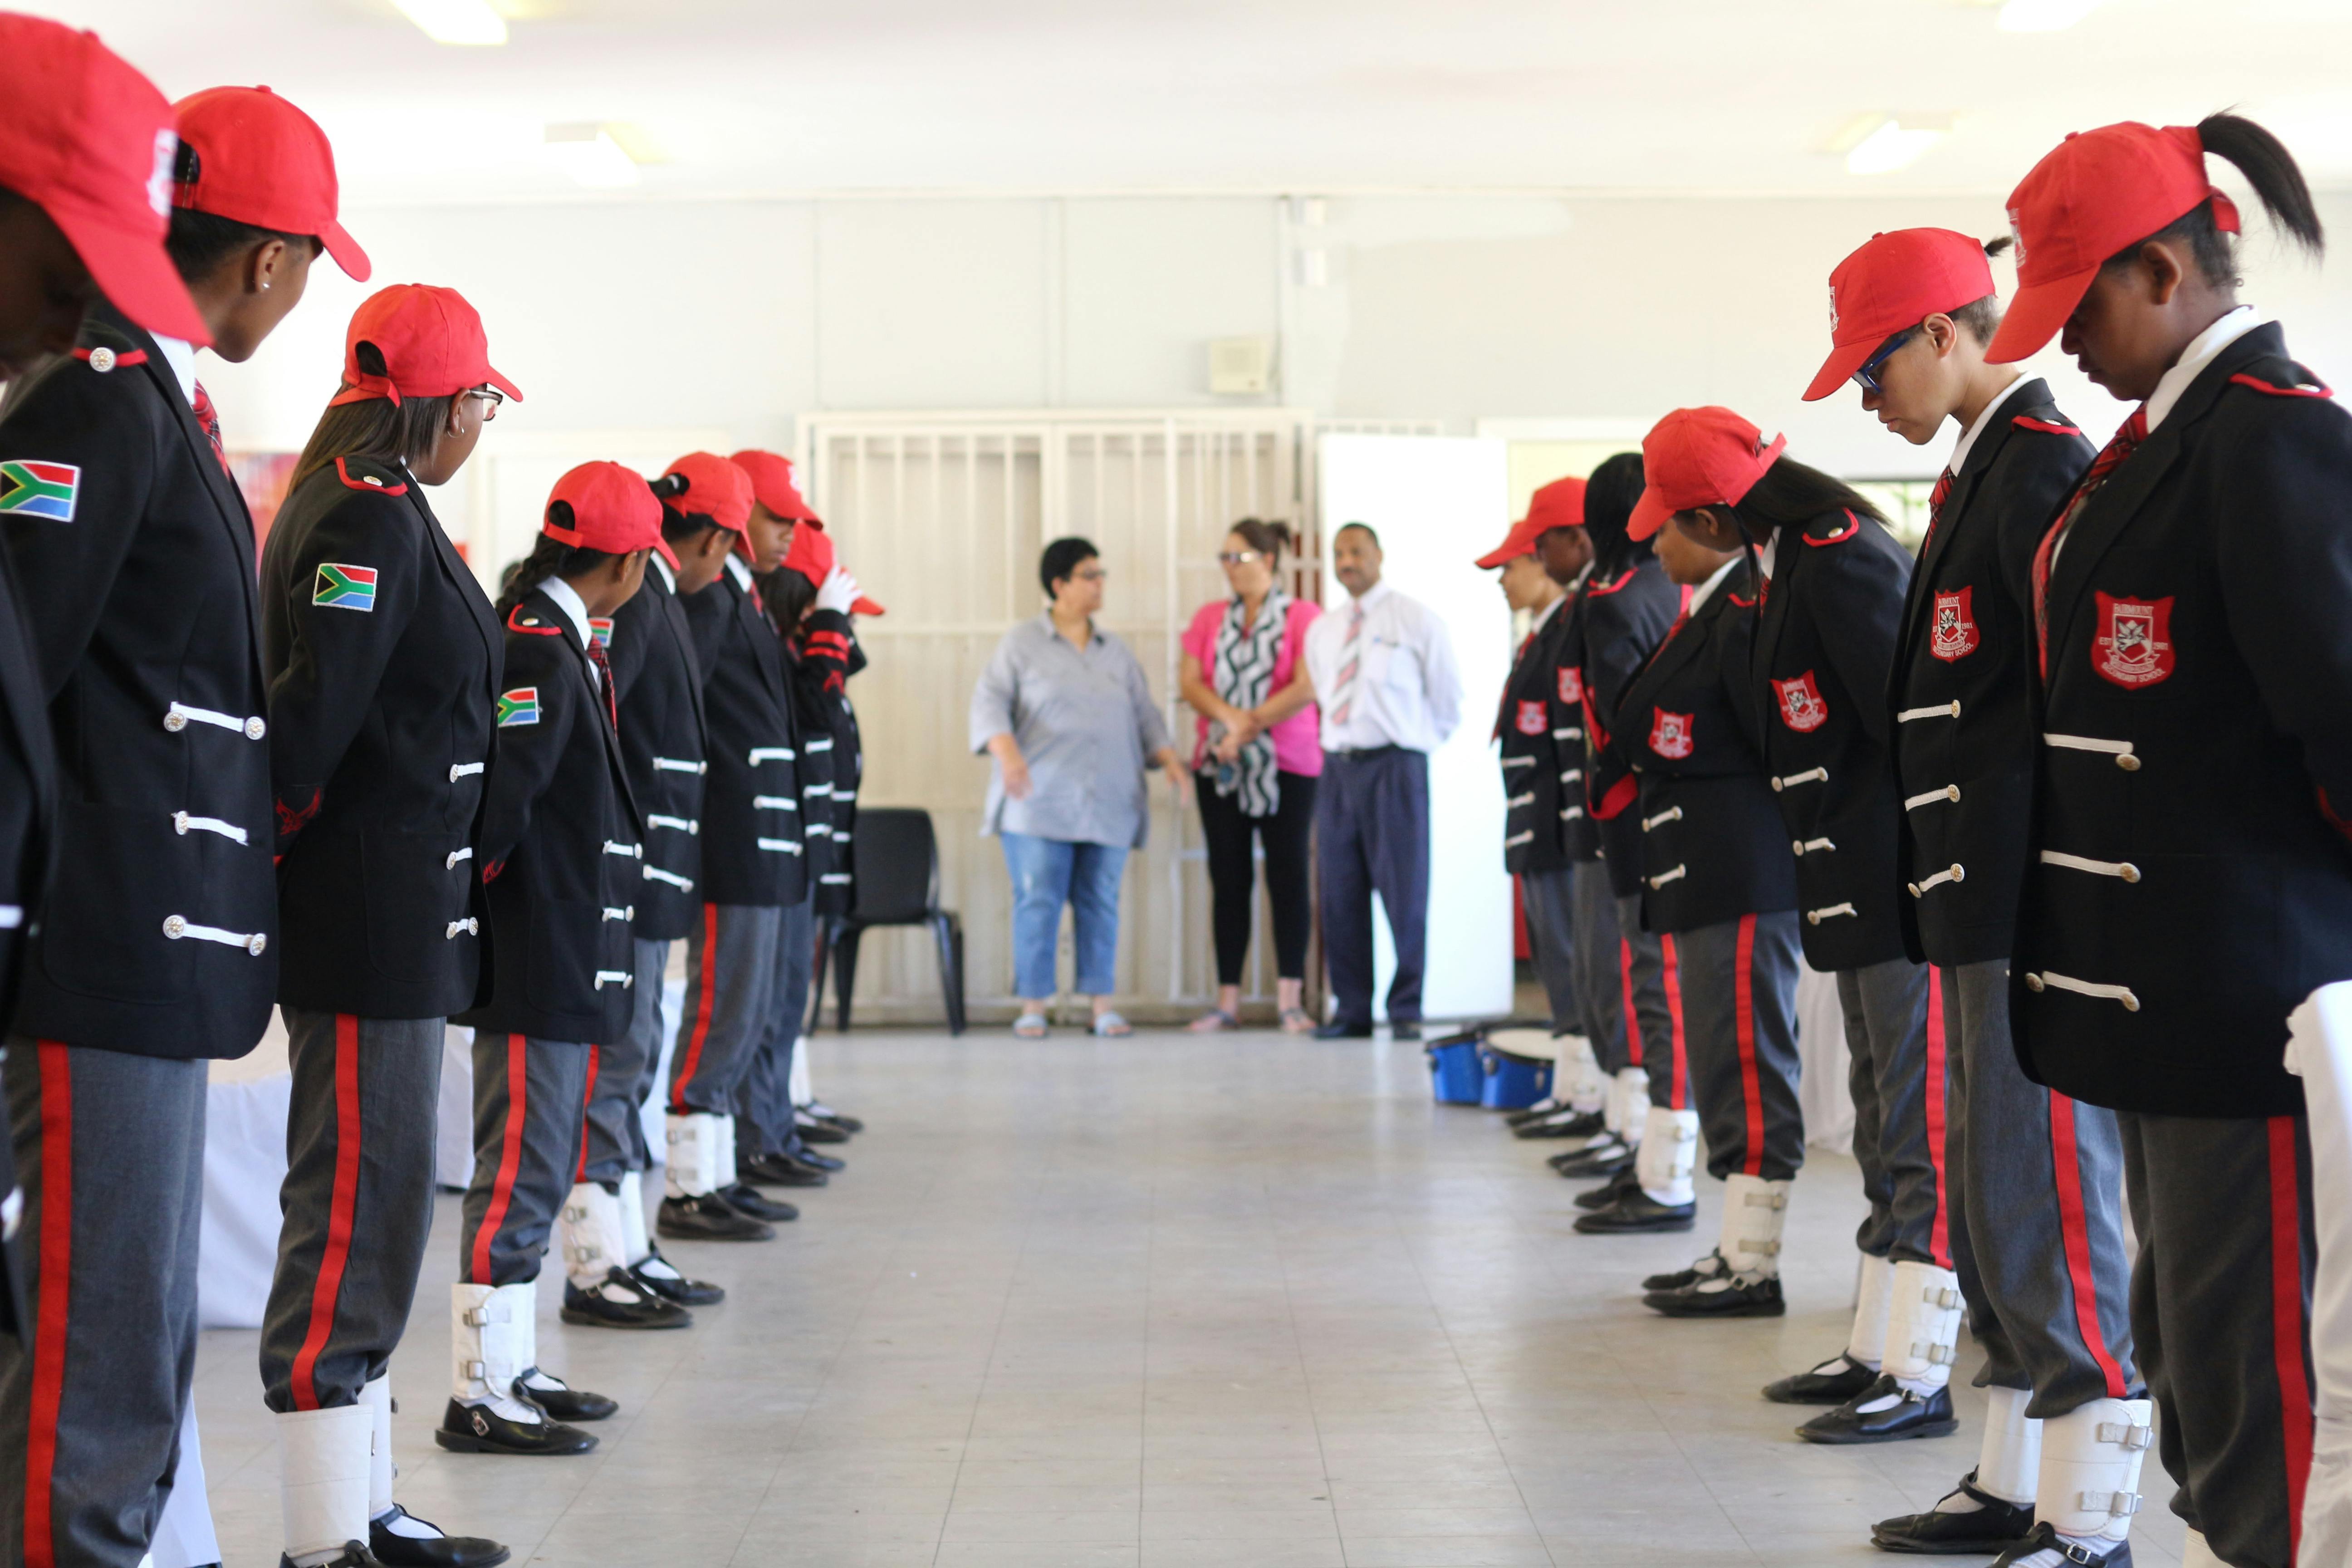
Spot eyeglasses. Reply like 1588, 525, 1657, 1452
466, 386, 505, 421
1072, 565, 1107, 582
1216, 550, 1264, 566
1851, 328, 1919, 395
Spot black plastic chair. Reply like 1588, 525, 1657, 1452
814, 808, 966, 1035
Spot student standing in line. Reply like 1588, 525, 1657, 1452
0, 80, 364, 1568
1985, 115, 2338, 1568
442, 464, 659, 1458
1801, 227, 2139, 1558
557, 454, 746, 1319
258, 284, 517, 1568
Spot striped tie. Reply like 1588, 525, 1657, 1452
1920, 468, 1954, 556
1328, 601, 1365, 727
2032, 408, 2147, 681
191, 381, 233, 478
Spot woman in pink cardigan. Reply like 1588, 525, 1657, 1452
1177, 519, 1323, 1032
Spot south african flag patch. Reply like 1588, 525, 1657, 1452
496, 687, 541, 727
589, 617, 613, 647
314, 563, 378, 611
0, 461, 80, 522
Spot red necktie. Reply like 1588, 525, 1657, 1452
1921, 469, 1954, 555
587, 638, 618, 734
191, 381, 231, 477
2032, 408, 2147, 681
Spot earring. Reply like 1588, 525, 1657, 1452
262, 281, 271, 292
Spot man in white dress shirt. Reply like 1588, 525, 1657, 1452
1304, 524, 1462, 1039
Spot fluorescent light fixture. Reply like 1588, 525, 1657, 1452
1844, 115, 1953, 175
1999, 0, 2104, 31
390, 0, 507, 46
544, 123, 641, 188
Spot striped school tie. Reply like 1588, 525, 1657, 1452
191, 381, 233, 478
1328, 601, 1365, 727
2032, 408, 2147, 680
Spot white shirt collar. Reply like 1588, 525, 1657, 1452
651, 552, 676, 593
1684, 554, 1744, 616
1348, 578, 1393, 615
1756, 531, 1778, 583
1529, 593, 1566, 634
2145, 304, 2268, 433
150, 334, 197, 408
723, 553, 755, 591
538, 575, 593, 651
1945, 373, 2034, 479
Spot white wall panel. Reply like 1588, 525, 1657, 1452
1059, 199, 1282, 408
815, 202, 1053, 409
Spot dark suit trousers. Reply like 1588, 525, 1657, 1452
1316, 746, 1430, 1027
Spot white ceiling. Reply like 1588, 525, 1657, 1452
32, 0, 2352, 206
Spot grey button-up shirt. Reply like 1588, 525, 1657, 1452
970, 614, 1172, 848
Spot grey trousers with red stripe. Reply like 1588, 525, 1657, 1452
1668, 913, 1804, 1180
0, 1037, 205, 1568
457, 1034, 593, 1288
1939, 961, 2136, 1418
667, 903, 782, 1119
737, 897, 816, 1161
1569, 869, 1674, 1082
1520, 866, 1581, 1041
581, 938, 667, 1186
2122, 1109, 2315, 1568
260, 1012, 445, 1413
1837, 957, 1943, 1265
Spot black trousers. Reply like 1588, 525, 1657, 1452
1316, 747, 1429, 1026
1196, 769, 1318, 986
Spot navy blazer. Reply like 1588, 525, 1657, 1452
681, 557, 806, 908
608, 555, 709, 941
1578, 557, 1685, 900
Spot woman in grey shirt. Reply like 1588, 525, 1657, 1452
971, 537, 1185, 1037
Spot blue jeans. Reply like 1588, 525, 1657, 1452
1000, 832, 1128, 1000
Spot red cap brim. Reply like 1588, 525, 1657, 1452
1985, 266, 2098, 365
485, 365, 524, 402
1626, 485, 1673, 542
318, 217, 372, 282
52, 204, 209, 346
1801, 337, 1878, 403
851, 593, 884, 616
1474, 534, 1528, 570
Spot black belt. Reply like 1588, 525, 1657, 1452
1327, 745, 1406, 760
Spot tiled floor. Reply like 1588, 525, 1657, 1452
191, 1026, 2183, 1567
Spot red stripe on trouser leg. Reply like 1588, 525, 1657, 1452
2269, 1114, 2314, 1558
575, 1044, 600, 1183
470, 1036, 529, 1286
1924, 970, 1951, 1269
670, 904, 720, 1112
2048, 1092, 2128, 1399
1617, 938, 1642, 1067
1659, 935, 1687, 1111
24, 1043, 74, 1568
290, 1014, 364, 1410
1733, 915, 1763, 1177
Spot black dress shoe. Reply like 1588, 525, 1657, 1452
795, 1118, 851, 1145
719, 1181, 800, 1223
1516, 1109, 1607, 1141
1574, 1167, 1639, 1211
1504, 1098, 1567, 1127
280, 1543, 383, 1568
808, 1104, 864, 1133
1390, 1021, 1421, 1041
514, 1370, 617, 1423
1645, 1250, 1726, 1292
1644, 1273, 1786, 1318
561, 1267, 694, 1330
1991, 1522, 2134, 1568
739, 1152, 829, 1188
1552, 1139, 1635, 1179
628, 1250, 725, 1306
433, 1399, 595, 1456
783, 1143, 845, 1173
369, 1506, 511, 1568
658, 1193, 776, 1240
1872, 1470, 2037, 1554
1798, 1377, 1958, 1445
1314, 1021, 1372, 1039
1573, 1187, 1695, 1234
1763, 1351, 1880, 1406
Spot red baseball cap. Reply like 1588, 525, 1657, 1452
328, 284, 521, 408
172, 86, 368, 281
659, 451, 753, 536
0, 16, 207, 343
781, 521, 885, 615
1475, 477, 1587, 568
544, 461, 663, 555
1986, 122, 2240, 365
1803, 229, 1995, 401
1627, 407, 1787, 541
729, 448, 820, 526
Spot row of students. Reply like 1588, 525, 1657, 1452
1491, 111, 2339, 1568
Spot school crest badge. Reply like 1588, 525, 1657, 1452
1929, 587, 1979, 662
1774, 670, 1829, 732
2092, 592, 2175, 688
1558, 666, 1583, 705
1650, 708, 1694, 760
1515, 700, 1546, 736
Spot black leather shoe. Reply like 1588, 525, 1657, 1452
1763, 1351, 1880, 1406
783, 1143, 846, 1173
1645, 1250, 1727, 1293
561, 1267, 693, 1330
280, 1542, 383, 1568
628, 1251, 725, 1306
1574, 1187, 1695, 1234
808, 1104, 864, 1133
1644, 1273, 1785, 1318
1872, 1470, 2036, 1554
1551, 1139, 1634, 1179
1798, 1377, 1958, 1445
1390, 1021, 1421, 1041
719, 1181, 800, 1223
1516, 1109, 1607, 1141
434, 1399, 595, 1456
1314, 1021, 1372, 1039
1990, 1521, 2134, 1568
514, 1370, 617, 1423
368, 1506, 511, 1568
795, 1117, 851, 1144
739, 1152, 829, 1188
1573, 1167, 1639, 1211
658, 1193, 776, 1240
1504, 1098, 1567, 1127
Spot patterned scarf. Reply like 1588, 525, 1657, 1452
1208, 587, 1289, 818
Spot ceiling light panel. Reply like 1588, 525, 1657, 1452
1845, 116, 1953, 175
390, 0, 508, 46
1998, 0, 2105, 31
545, 123, 642, 188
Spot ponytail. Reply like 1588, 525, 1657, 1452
1723, 456, 1887, 544
1583, 451, 1651, 576
494, 511, 617, 620
2107, 113, 2324, 287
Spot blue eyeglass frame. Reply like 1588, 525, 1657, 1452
1852, 327, 1921, 394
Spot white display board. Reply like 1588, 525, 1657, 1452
1316, 433, 1514, 1024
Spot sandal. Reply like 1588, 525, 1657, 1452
1091, 1011, 1133, 1038
1278, 1007, 1316, 1035
1189, 1009, 1240, 1033
1012, 1011, 1048, 1039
